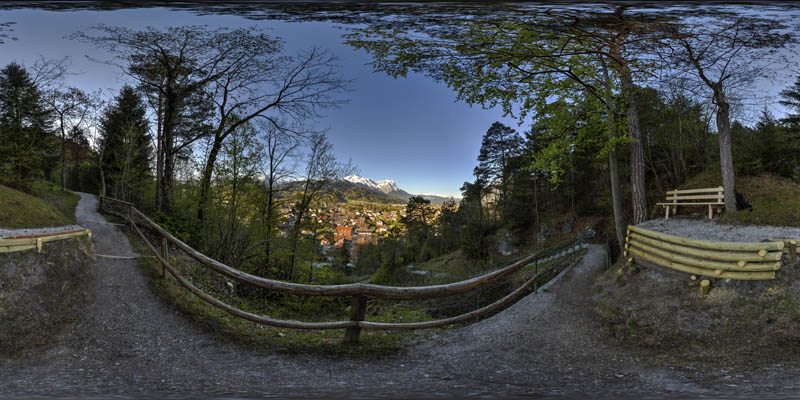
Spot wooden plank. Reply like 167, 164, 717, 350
98, 195, 133, 207
628, 225, 784, 252
656, 202, 727, 206
665, 194, 724, 201
131, 206, 543, 300
627, 246, 775, 280
628, 233, 782, 262
628, 239, 781, 271
666, 187, 723, 195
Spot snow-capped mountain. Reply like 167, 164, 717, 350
342, 175, 459, 203
344, 175, 401, 195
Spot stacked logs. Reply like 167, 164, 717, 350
624, 225, 784, 280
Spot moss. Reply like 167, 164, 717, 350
0, 184, 75, 228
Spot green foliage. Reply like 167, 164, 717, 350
732, 112, 800, 180
99, 85, 153, 205
0, 181, 77, 228
0, 62, 56, 189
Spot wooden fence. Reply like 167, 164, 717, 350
624, 225, 785, 280
99, 195, 587, 342
0, 228, 91, 254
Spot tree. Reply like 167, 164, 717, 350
286, 133, 354, 280
0, 62, 54, 188
252, 119, 299, 277
195, 45, 350, 222
402, 196, 433, 260
779, 74, 800, 126
46, 87, 98, 190
656, 14, 793, 215
473, 122, 524, 215
98, 85, 152, 204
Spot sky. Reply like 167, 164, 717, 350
0, 5, 797, 197
0, 7, 520, 198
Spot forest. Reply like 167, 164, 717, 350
1, 5, 799, 310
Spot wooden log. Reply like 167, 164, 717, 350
160, 236, 168, 277
627, 239, 781, 271
36, 237, 42, 253
628, 225, 784, 252
132, 207, 543, 300
699, 280, 711, 296
343, 295, 367, 343
627, 247, 775, 280
360, 258, 568, 330
691, 275, 697, 281
3, 228, 88, 240
738, 260, 747, 267
130, 219, 354, 330
758, 249, 767, 257
628, 232, 782, 262
0, 244, 36, 253
0, 230, 90, 246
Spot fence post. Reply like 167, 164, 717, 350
344, 295, 367, 344
160, 236, 168, 277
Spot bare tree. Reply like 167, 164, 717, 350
656, 14, 794, 215
45, 87, 100, 190
197, 46, 350, 222
286, 133, 355, 281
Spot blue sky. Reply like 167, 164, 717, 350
0, 7, 519, 197
1, 6, 797, 197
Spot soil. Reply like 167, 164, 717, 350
3, 194, 800, 398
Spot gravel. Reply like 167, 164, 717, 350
637, 218, 800, 242
0, 225, 84, 239
4, 198, 800, 398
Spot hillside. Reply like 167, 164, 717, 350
678, 170, 800, 227
0, 182, 80, 228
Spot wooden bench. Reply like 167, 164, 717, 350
657, 186, 724, 220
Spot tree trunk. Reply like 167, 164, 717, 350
155, 89, 164, 211
197, 134, 223, 222
617, 59, 647, 224
715, 90, 737, 216
608, 146, 625, 251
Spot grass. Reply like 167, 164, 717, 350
681, 169, 800, 227
119, 222, 440, 358
0, 181, 79, 228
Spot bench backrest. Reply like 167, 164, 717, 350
665, 186, 724, 203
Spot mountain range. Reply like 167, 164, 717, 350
343, 175, 458, 204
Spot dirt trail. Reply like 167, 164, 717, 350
1, 192, 796, 398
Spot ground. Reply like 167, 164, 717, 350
4, 193, 800, 397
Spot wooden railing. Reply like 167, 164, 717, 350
624, 225, 785, 280
0, 228, 91, 254
99, 195, 588, 342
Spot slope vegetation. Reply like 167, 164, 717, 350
0, 182, 79, 228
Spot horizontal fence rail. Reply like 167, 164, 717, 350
99, 195, 587, 342
0, 228, 91, 254
624, 225, 785, 280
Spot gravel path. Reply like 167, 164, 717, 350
3, 196, 800, 398
638, 218, 800, 242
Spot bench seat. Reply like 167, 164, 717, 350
659, 186, 724, 220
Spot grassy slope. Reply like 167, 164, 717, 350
0, 181, 80, 228
680, 169, 800, 227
